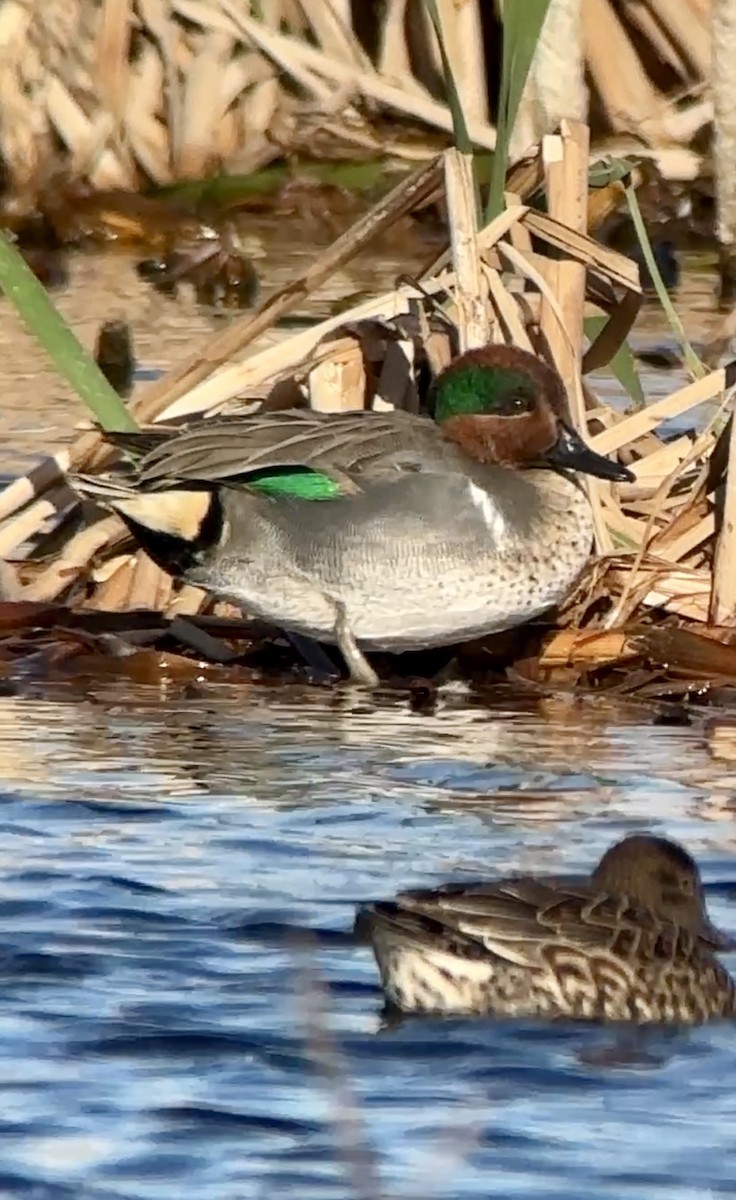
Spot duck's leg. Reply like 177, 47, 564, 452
333, 601, 379, 688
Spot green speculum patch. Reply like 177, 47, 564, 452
245, 467, 344, 501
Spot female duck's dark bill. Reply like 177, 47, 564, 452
545, 423, 635, 482
699, 912, 736, 952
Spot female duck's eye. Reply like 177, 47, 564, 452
660, 868, 693, 898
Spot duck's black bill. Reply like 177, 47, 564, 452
699, 914, 736, 953
545, 424, 635, 482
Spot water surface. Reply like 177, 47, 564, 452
0, 679, 735, 1199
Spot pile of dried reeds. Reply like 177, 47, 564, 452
2, 126, 736, 698
0, 0, 715, 197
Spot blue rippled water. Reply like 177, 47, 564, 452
0, 679, 735, 1198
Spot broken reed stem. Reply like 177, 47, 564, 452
21, 516, 124, 603
443, 148, 489, 350
606, 391, 733, 629
0, 451, 69, 524
710, 391, 736, 623
157, 277, 452, 423
539, 120, 611, 554
0, 494, 62, 559
590, 365, 732, 455
539, 122, 589, 410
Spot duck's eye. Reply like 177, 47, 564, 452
658, 868, 695, 899
658, 867, 681, 891
508, 392, 533, 413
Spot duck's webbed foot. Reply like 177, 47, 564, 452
334, 601, 379, 688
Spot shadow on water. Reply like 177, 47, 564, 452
0, 677, 735, 1197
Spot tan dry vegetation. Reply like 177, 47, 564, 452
0, 0, 719, 196
2, 129, 736, 698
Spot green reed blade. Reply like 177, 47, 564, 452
422, 0, 472, 155
486, 0, 551, 221
584, 316, 645, 410
624, 184, 704, 381
0, 229, 138, 432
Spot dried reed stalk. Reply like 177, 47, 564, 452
511, 0, 586, 160
308, 339, 367, 414
590, 368, 734, 455
710, 392, 736, 623
0, 0, 721, 195
443, 149, 489, 351
583, 0, 674, 139
539, 122, 588, 406
535, 122, 610, 552
431, 0, 488, 126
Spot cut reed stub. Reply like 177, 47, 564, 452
95, 320, 135, 398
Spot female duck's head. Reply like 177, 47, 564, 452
592, 833, 735, 951
430, 344, 633, 483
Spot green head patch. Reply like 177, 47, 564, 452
431, 365, 538, 425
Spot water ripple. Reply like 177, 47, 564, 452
0, 682, 734, 1198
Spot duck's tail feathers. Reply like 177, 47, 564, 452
103, 429, 176, 460
355, 902, 486, 960
80, 423, 178, 462
69, 472, 141, 504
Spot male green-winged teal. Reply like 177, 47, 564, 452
70, 344, 631, 685
356, 834, 736, 1023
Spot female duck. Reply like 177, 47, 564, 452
356, 834, 736, 1024
71, 345, 631, 684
